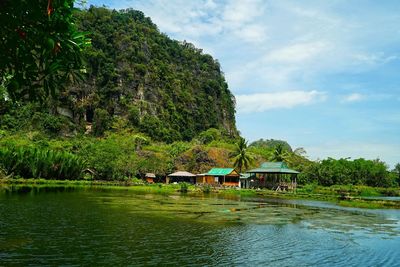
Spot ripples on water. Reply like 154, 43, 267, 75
0, 187, 399, 266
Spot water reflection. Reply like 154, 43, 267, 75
1, 187, 400, 266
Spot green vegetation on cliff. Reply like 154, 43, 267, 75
70, 7, 237, 141
1, 6, 237, 142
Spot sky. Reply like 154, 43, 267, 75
84, 0, 400, 168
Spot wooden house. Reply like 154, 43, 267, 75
246, 162, 299, 190
197, 168, 240, 187
145, 173, 156, 183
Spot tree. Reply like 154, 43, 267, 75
198, 128, 222, 144
0, 0, 90, 101
270, 143, 289, 162
231, 137, 253, 173
92, 108, 111, 136
394, 163, 400, 185
250, 138, 292, 152
293, 147, 307, 156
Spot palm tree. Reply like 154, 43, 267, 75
270, 143, 289, 162
232, 137, 254, 173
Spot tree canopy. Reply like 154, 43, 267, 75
231, 137, 253, 173
0, 0, 90, 101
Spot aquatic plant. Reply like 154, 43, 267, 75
202, 184, 212, 194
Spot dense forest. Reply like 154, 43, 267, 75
1, 6, 236, 142
0, 3, 399, 188
72, 7, 237, 141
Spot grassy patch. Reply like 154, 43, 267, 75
1, 178, 399, 209
338, 199, 400, 209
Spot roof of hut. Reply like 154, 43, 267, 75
207, 168, 239, 176
168, 171, 196, 177
247, 162, 299, 174
240, 173, 252, 179
145, 173, 156, 178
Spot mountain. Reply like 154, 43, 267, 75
59, 6, 237, 142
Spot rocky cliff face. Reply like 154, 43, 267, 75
66, 7, 237, 142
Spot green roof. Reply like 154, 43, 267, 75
260, 162, 289, 169
207, 168, 236, 176
247, 162, 300, 174
240, 173, 254, 179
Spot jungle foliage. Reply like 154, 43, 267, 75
0, 143, 86, 180
66, 6, 237, 142
298, 158, 397, 187
0, 0, 90, 101
0, 130, 398, 188
1, 6, 237, 143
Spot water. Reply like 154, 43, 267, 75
1, 186, 400, 266
362, 196, 400, 201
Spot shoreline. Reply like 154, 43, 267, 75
1, 178, 399, 209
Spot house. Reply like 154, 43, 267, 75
239, 173, 255, 189
167, 171, 196, 184
197, 168, 240, 187
246, 162, 299, 190
145, 173, 156, 183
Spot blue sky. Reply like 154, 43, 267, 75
83, 0, 400, 167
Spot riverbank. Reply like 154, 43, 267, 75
1, 178, 399, 209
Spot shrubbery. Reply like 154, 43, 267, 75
0, 130, 398, 187
298, 158, 397, 188
0, 144, 86, 180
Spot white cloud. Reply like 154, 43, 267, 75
221, 0, 265, 25
204, 0, 217, 10
352, 52, 399, 66
265, 41, 331, 63
342, 93, 364, 103
340, 92, 395, 103
236, 90, 327, 113
239, 23, 267, 44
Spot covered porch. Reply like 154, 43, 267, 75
246, 162, 299, 190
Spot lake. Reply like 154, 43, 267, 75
1, 186, 400, 266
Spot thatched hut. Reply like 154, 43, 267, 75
167, 171, 196, 184
145, 173, 156, 183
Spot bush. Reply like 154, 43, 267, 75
128, 105, 140, 126
202, 184, 212, 193
92, 108, 111, 136
0, 144, 86, 180
179, 182, 189, 193
301, 183, 318, 194
0, 166, 6, 179
33, 112, 66, 134
299, 158, 396, 188
198, 128, 221, 144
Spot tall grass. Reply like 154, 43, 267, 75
0, 145, 86, 180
